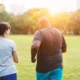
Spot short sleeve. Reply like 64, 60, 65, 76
62, 36, 67, 48
33, 31, 42, 42
10, 40, 16, 52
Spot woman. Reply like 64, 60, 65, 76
0, 22, 18, 80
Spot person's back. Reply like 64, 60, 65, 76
0, 22, 18, 80
37, 27, 63, 72
31, 16, 67, 80
0, 38, 16, 76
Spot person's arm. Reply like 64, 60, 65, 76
31, 31, 42, 63
12, 51, 18, 63
12, 41, 18, 63
31, 40, 41, 63
62, 35, 67, 53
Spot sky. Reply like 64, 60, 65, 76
0, 0, 78, 14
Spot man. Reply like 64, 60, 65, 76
31, 17, 67, 80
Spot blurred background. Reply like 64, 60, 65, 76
0, 1, 80, 80
0, 0, 80, 35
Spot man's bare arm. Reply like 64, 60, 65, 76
31, 40, 41, 63
62, 36, 67, 53
62, 48, 67, 53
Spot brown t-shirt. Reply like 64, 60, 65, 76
33, 27, 67, 73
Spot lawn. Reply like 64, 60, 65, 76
9, 35, 80, 80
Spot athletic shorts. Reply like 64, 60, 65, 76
36, 68, 63, 80
0, 73, 17, 80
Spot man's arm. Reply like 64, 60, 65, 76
31, 31, 42, 63
62, 47, 66, 53
62, 36, 67, 53
31, 40, 41, 63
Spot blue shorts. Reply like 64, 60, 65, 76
36, 68, 63, 80
0, 73, 17, 80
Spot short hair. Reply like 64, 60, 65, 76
0, 22, 11, 35
39, 16, 50, 25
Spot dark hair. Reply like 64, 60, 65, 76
0, 22, 11, 35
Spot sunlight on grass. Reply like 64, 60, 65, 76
9, 35, 80, 80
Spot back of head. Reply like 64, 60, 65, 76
38, 16, 50, 29
0, 22, 11, 35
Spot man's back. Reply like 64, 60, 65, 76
36, 27, 65, 72
31, 17, 67, 80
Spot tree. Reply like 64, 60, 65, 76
68, 9, 80, 35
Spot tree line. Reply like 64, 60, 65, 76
0, 4, 80, 35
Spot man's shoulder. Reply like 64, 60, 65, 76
34, 30, 40, 35
52, 28, 61, 33
34, 28, 46, 34
40, 28, 48, 32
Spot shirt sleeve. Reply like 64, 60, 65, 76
62, 35, 67, 49
12, 42, 16, 52
33, 31, 42, 42
10, 40, 16, 52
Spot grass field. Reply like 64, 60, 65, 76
9, 35, 80, 80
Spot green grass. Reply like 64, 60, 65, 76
9, 35, 80, 80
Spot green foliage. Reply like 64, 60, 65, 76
0, 4, 11, 22
69, 9, 80, 35
0, 4, 80, 35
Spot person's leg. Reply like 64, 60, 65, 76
2, 73, 17, 80
49, 68, 63, 80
